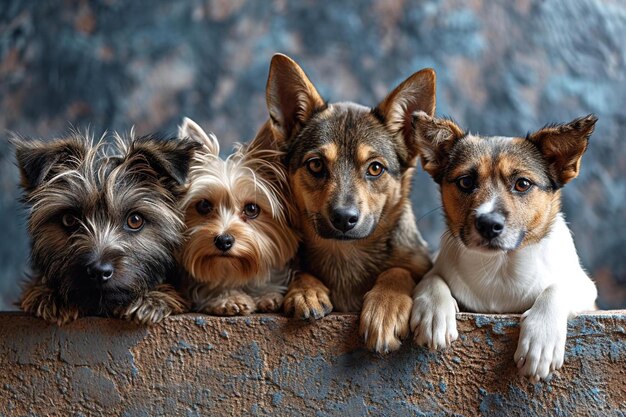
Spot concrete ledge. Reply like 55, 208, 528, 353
1, 312, 625, 416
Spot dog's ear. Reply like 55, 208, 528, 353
12, 136, 87, 192
266, 53, 325, 143
125, 136, 201, 186
413, 112, 465, 183
526, 114, 597, 187
374, 68, 436, 164
178, 117, 220, 157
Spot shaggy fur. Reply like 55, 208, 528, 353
179, 118, 299, 315
14, 130, 198, 325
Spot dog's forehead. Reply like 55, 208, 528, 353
450, 134, 542, 167
446, 134, 551, 184
290, 102, 399, 165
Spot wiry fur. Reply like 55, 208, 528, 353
13, 130, 199, 325
179, 118, 299, 315
264, 54, 435, 353
410, 113, 598, 382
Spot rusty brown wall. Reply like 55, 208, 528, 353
1, 312, 625, 416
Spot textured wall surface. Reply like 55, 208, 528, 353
1, 0, 625, 309
1, 312, 625, 416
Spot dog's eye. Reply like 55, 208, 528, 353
456, 176, 475, 192
196, 199, 213, 215
514, 178, 533, 193
61, 213, 78, 229
366, 161, 385, 177
243, 203, 261, 219
126, 213, 145, 231
306, 158, 325, 177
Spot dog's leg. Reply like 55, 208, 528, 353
513, 285, 570, 382
117, 283, 188, 325
360, 267, 414, 354
410, 273, 459, 350
20, 281, 79, 325
283, 272, 332, 320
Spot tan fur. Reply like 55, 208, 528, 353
264, 54, 435, 353
415, 113, 596, 251
283, 272, 332, 320
359, 268, 414, 353
179, 119, 299, 315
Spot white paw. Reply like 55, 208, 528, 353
410, 280, 458, 350
514, 309, 567, 382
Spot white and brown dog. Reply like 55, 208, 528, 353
410, 113, 598, 381
178, 118, 299, 315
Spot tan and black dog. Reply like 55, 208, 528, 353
263, 54, 434, 353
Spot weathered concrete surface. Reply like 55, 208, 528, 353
1, 313, 625, 416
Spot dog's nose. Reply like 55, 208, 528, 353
86, 261, 114, 283
475, 213, 505, 240
330, 206, 360, 232
215, 234, 235, 252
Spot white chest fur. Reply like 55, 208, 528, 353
432, 213, 595, 313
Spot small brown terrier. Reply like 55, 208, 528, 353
263, 54, 434, 353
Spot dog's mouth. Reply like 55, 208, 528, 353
312, 216, 376, 241
460, 227, 526, 252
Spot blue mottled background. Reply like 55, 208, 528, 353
0, 0, 624, 309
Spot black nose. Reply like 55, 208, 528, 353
86, 260, 114, 283
215, 234, 235, 252
475, 213, 505, 240
330, 206, 360, 232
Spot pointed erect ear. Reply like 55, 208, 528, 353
374, 68, 437, 164
413, 111, 465, 183
266, 53, 325, 143
526, 114, 597, 187
125, 136, 201, 186
178, 117, 220, 156
12, 136, 87, 192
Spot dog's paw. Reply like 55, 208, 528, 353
283, 274, 332, 320
359, 268, 415, 354
514, 309, 567, 382
410, 278, 458, 350
256, 292, 284, 313
20, 283, 79, 326
118, 284, 188, 325
208, 292, 256, 316
360, 286, 413, 354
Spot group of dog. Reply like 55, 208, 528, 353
12, 54, 598, 382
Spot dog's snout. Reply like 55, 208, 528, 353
86, 260, 114, 283
330, 206, 360, 232
475, 213, 505, 240
215, 234, 235, 252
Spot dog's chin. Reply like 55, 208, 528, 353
313, 218, 376, 241
65, 279, 139, 314
187, 254, 262, 287
460, 229, 526, 253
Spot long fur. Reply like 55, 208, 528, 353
178, 118, 299, 315
14, 130, 197, 324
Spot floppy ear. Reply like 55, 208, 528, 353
374, 68, 436, 164
12, 136, 87, 192
526, 114, 597, 187
178, 117, 220, 157
413, 111, 465, 183
125, 136, 201, 187
266, 53, 325, 143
